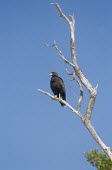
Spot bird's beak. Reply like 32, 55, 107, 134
49, 73, 52, 76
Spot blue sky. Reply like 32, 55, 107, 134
0, 0, 112, 169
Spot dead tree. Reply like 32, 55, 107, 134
38, 3, 112, 161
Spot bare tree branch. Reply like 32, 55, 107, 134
84, 84, 98, 120
38, 89, 82, 118
45, 42, 75, 67
65, 68, 73, 75
52, 4, 97, 118
51, 4, 95, 92
38, 3, 112, 161
51, 3, 70, 26
50, 7, 96, 122
73, 74, 83, 113
81, 118, 112, 161
38, 89, 55, 100
51, 3, 112, 161
66, 69, 83, 113
38, 89, 112, 161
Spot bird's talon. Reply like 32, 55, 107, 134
59, 93, 61, 101
53, 95, 58, 100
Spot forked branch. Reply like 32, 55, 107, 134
38, 3, 112, 161
51, 3, 112, 161
45, 42, 75, 67
66, 69, 83, 113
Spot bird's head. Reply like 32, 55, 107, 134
49, 72, 58, 77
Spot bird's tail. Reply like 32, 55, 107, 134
58, 93, 66, 107
60, 101, 66, 107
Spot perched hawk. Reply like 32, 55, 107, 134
49, 72, 66, 106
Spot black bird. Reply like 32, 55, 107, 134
49, 72, 66, 106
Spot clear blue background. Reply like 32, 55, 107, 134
0, 0, 112, 169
